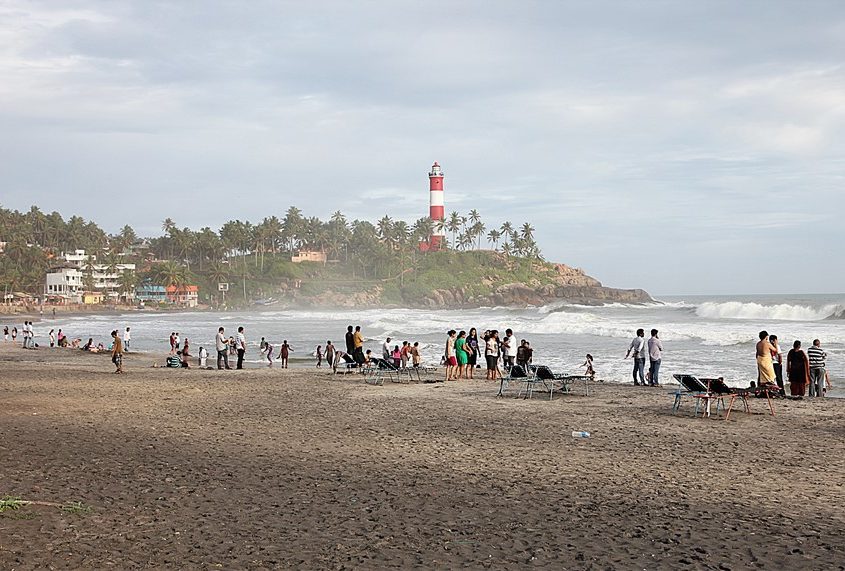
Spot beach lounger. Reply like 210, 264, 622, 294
671, 374, 711, 415
705, 377, 775, 420
496, 364, 533, 397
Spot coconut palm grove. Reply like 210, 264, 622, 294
0, 204, 543, 307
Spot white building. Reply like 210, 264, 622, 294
45, 250, 135, 303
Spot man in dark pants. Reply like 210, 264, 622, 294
345, 325, 355, 356
216, 326, 231, 370
236, 326, 246, 370
770, 335, 785, 395
625, 328, 647, 385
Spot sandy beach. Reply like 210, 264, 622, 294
1, 344, 844, 570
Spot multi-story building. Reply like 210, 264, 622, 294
44, 249, 135, 303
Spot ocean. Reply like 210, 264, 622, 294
47, 293, 843, 393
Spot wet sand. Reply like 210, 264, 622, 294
1, 344, 844, 570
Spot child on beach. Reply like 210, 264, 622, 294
316, 345, 323, 368
198, 346, 208, 368
4, 326, 9, 342
582, 354, 595, 380
11, 326, 17, 343
391, 345, 402, 369
49, 329, 55, 347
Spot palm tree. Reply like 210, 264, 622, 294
376, 216, 393, 244
116, 269, 137, 302
447, 211, 462, 249
500, 221, 514, 248
468, 209, 481, 225
471, 221, 485, 250
155, 260, 187, 287
207, 260, 229, 285
520, 222, 535, 242
486, 229, 501, 251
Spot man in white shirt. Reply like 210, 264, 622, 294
647, 329, 663, 386
382, 337, 392, 361
236, 326, 247, 369
123, 327, 131, 352
216, 327, 231, 370
625, 328, 647, 386
502, 328, 518, 371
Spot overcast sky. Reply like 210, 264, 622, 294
1, 1, 843, 295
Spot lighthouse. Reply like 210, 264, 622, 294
429, 161, 445, 250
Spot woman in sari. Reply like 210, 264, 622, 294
787, 340, 811, 397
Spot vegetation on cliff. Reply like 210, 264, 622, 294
0, 204, 562, 304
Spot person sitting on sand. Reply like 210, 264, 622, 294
182, 337, 191, 357
82, 338, 94, 351
179, 350, 190, 369
71, 338, 81, 348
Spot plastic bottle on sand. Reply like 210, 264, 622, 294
571, 431, 590, 438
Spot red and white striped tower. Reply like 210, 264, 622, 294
429, 161, 445, 249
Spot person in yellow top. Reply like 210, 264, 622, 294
352, 325, 365, 364
111, 329, 124, 374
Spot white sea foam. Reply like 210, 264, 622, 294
694, 301, 845, 321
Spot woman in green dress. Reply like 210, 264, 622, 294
455, 330, 469, 380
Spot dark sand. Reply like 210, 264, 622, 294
1, 345, 844, 570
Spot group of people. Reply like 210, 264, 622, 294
625, 328, 663, 386
4, 322, 38, 348
379, 338, 422, 369
757, 331, 831, 397
442, 328, 535, 382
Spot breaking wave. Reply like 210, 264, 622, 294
694, 301, 845, 322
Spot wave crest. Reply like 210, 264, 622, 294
695, 301, 844, 321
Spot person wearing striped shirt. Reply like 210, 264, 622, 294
806, 339, 827, 397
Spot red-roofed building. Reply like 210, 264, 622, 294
166, 285, 199, 307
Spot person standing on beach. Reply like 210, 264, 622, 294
111, 330, 124, 374
770, 335, 784, 395
236, 326, 247, 369
485, 331, 501, 381
444, 330, 458, 381
11, 326, 17, 344
353, 326, 365, 364
3, 326, 8, 342
49, 329, 55, 347
169, 332, 176, 355
787, 340, 810, 397
198, 346, 208, 368
123, 327, 131, 352
216, 327, 231, 370
411, 342, 421, 368
755, 331, 777, 388
647, 329, 662, 386
325, 341, 335, 369
466, 328, 479, 378
278, 340, 292, 368
382, 337, 392, 361
625, 329, 647, 386
807, 339, 827, 397
455, 330, 468, 379
316, 345, 323, 368
345, 326, 354, 357
174, 332, 181, 351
